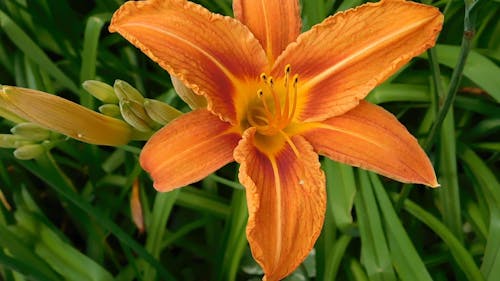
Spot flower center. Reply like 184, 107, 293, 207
246, 64, 299, 136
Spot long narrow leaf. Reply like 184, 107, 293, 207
355, 170, 396, 281
370, 173, 433, 281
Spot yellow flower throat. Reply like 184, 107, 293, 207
246, 64, 299, 137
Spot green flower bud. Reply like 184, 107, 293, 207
13, 143, 45, 160
11, 123, 51, 142
82, 80, 119, 104
119, 100, 153, 132
114, 80, 144, 103
143, 98, 182, 125
171, 76, 207, 109
98, 104, 121, 118
0, 134, 32, 148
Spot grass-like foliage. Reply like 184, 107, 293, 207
0, 0, 499, 280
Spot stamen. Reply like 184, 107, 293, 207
257, 89, 273, 121
282, 64, 292, 120
279, 130, 300, 158
287, 74, 299, 123
251, 66, 299, 136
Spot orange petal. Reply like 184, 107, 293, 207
234, 129, 326, 280
233, 0, 301, 64
0, 86, 133, 146
140, 109, 241, 192
110, 0, 267, 123
301, 101, 438, 187
273, 0, 443, 122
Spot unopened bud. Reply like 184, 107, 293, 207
0, 86, 133, 146
11, 123, 51, 142
119, 101, 154, 132
98, 104, 121, 117
143, 98, 182, 125
114, 80, 144, 103
13, 143, 45, 160
82, 80, 119, 104
0, 134, 32, 148
171, 76, 207, 109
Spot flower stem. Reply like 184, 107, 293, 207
396, 0, 476, 211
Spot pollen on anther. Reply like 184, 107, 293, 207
285, 64, 291, 74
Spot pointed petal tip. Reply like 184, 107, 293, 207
428, 180, 440, 189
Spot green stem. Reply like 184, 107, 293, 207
24, 153, 176, 281
396, 1, 475, 210
423, 1, 474, 152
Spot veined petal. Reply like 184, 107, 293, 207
0, 86, 133, 146
110, 0, 267, 123
233, 0, 301, 64
301, 101, 438, 187
140, 109, 241, 192
273, 0, 443, 122
234, 129, 326, 281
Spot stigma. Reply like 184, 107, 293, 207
247, 64, 299, 136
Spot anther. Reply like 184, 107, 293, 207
293, 74, 299, 86
285, 64, 291, 74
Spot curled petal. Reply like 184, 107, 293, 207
110, 0, 267, 123
274, 0, 443, 122
140, 109, 241, 192
0, 86, 133, 146
233, 0, 301, 64
301, 101, 438, 187
234, 129, 326, 280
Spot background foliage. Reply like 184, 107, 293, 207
0, 0, 499, 280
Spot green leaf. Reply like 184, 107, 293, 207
36, 224, 114, 281
215, 189, 248, 281
143, 189, 180, 281
437, 108, 463, 241
0, 9, 79, 94
458, 144, 500, 281
370, 173, 433, 281
427, 44, 500, 102
355, 170, 397, 281
402, 197, 485, 281
324, 159, 357, 232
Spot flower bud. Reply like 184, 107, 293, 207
0, 134, 32, 148
0, 86, 133, 146
171, 76, 207, 109
143, 98, 182, 125
11, 123, 51, 142
119, 100, 154, 132
114, 80, 144, 103
98, 104, 121, 117
13, 143, 45, 160
82, 80, 119, 104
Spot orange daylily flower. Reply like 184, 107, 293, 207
110, 0, 442, 279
